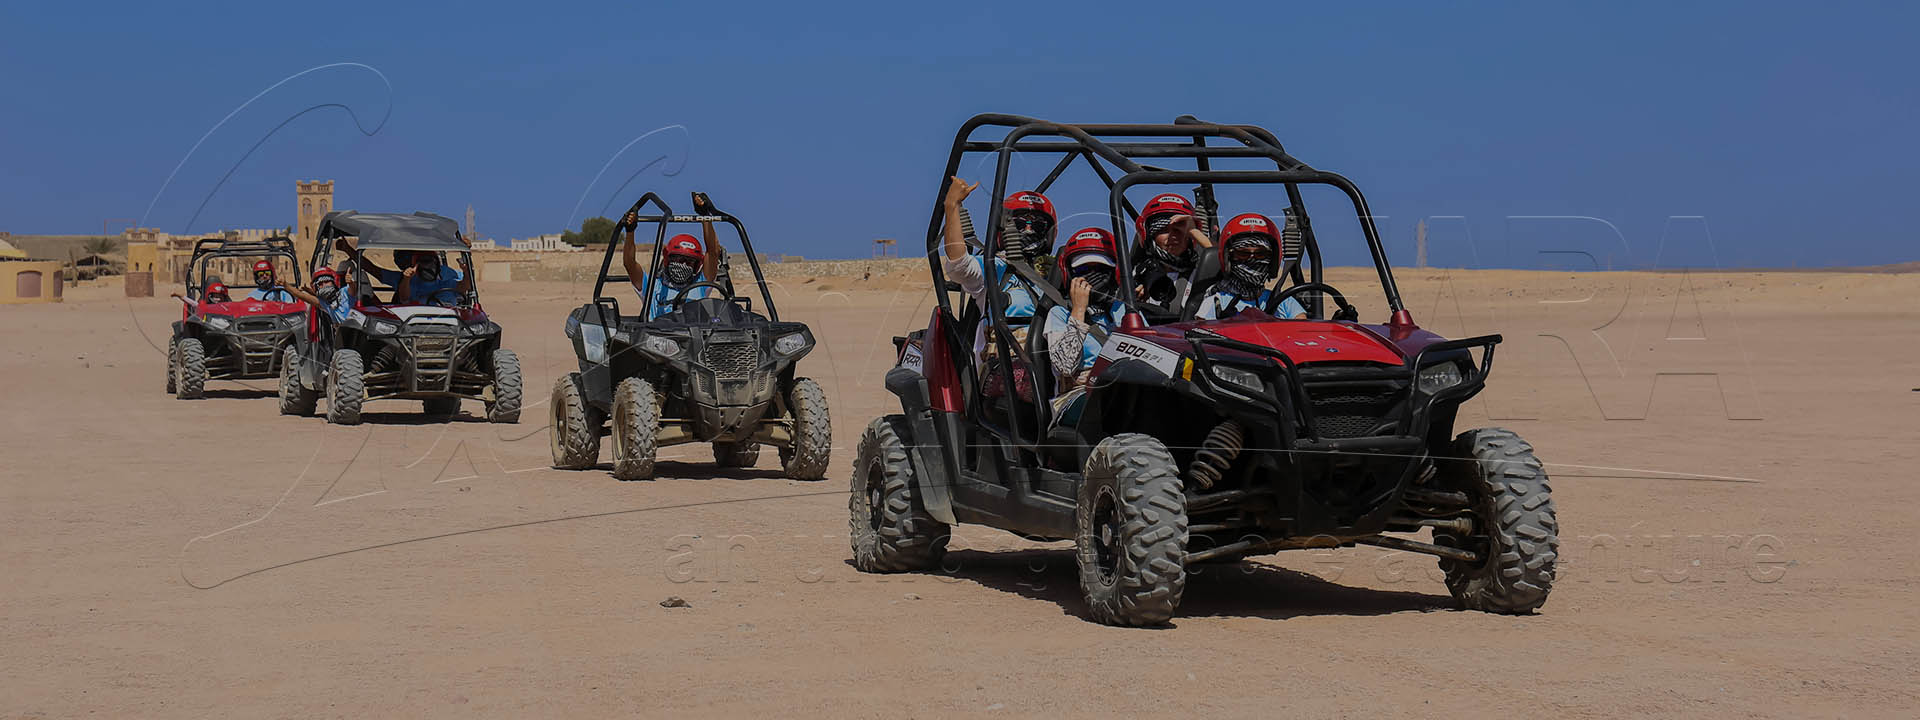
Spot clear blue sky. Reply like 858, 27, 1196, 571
3, 1, 1914, 268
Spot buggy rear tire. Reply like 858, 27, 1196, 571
423, 396, 461, 417
326, 348, 364, 425
1075, 433, 1187, 627
165, 339, 178, 394
549, 372, 603, 470
610, 377, 658, 481
175, 338, 206, 400
278, 346, 318, 416
1433, 428, 1558, 614
486, 348, 522, 423
779, 377, 831, 481
849, 415, 948, 572
713, 441, 761, 468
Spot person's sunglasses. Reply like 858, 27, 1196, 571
1010, 214, 1052, 234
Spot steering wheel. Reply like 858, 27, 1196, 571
1269, 282, 1359, 322
668, 280, 734, 307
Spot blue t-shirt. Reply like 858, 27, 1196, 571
247, 287, 295, 303
1197, 289, 1304, 320
957, 253, 1040, 319
315, 289, 354, 322
635, 272, 711, 320
377, 266, 466, 306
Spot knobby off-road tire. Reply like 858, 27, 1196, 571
550, 372, 603, 470
1433, 427, 1559, 613
1076, 433, 1187, 627
422, 396, 461, 417
278, 346, 318, 416
175, 338, 207, 400
486, 348, 522, 423
779, 377, 831, 480
165, 339, 178, 394
849, 415, 948, 572
326, 348, 365, 425
610, 377, 659, 481
713, 441, 761, 468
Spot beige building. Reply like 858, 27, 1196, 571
1, 238, 63, 303
296, 179, 333, 264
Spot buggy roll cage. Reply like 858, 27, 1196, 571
308, 215, 479, 309
185, 236, 300, 295
589, 192, 780, 323
923, 114, 1417, 455
923, 113, 1410, 326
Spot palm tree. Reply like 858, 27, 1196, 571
84, 236, 118, 256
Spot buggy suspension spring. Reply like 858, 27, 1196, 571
1186, 420, 1245, 490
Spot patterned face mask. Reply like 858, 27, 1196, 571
663, 258, 699, 287
1222, 234, 1277, 298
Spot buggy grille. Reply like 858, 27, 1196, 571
237, 318, 279, 334
703, 341, 759, 380
1307, 388, 1400, 439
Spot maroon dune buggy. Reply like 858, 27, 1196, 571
854, 114, 1558, 626
167, 237, 306, 399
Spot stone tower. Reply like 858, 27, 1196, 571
295, 180, 334, 265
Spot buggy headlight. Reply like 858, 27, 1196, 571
205, 316, 232, 330
641, 335, 683, 358
773, 332, 809, 355
371, 320, 400, 336
1210, 364, 1264, 395
1418, 362, 1465, 394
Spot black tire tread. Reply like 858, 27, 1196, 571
1437, 427, 1559, 613
1076, 433, 1187, 627
326, 348, 364, 425
176, 338, 206, 400
278, 346, 318, 415
712, 441, 761, 467
550, 372, 602, 470
849, 415, 949, 572
610, 377, 658, 480
487, 348, 522, 423
780, 377, 831, 480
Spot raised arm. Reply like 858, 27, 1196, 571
281, 284, 321, 307
941, 176, 979, 263
620, 210, 647, 294
454, 234, 475, 296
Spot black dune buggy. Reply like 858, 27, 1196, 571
551, 192, 831, 481
167, 236, 307, 399
278, 210, 522, 425
857, 113, 1558, 626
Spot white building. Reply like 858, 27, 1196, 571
509, 233, 582, 252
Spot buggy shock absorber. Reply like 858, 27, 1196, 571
1186, 420, 1245, 490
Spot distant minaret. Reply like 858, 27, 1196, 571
1415, 219, 1429, 269
466, 204, 476, 240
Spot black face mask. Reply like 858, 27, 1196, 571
415, 262, 440, 282
254, 272, 274, 289
315, 283, 339, 303
663, 259, 699, 287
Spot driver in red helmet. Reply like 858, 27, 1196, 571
245, 259, 296, 302
1131, 192, 1213, 310
622, 195, 723, 320
1196, 213, 1305, 320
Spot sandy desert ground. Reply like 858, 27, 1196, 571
4, 265, 1917, 718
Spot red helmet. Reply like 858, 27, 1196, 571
663, 233, 704, 263
204, 282, 230, 302
1002, 190, 1056, 223
252, 259, 276, 284
1221, 212, 1279, 247
311, 267, 340, 285
1060, 227, 1118, 265
1135, 193, 1195, 239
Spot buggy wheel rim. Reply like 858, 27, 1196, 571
1091, 484, 1121, 586
863, 456, 885, 531
550, 391, 567, 459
